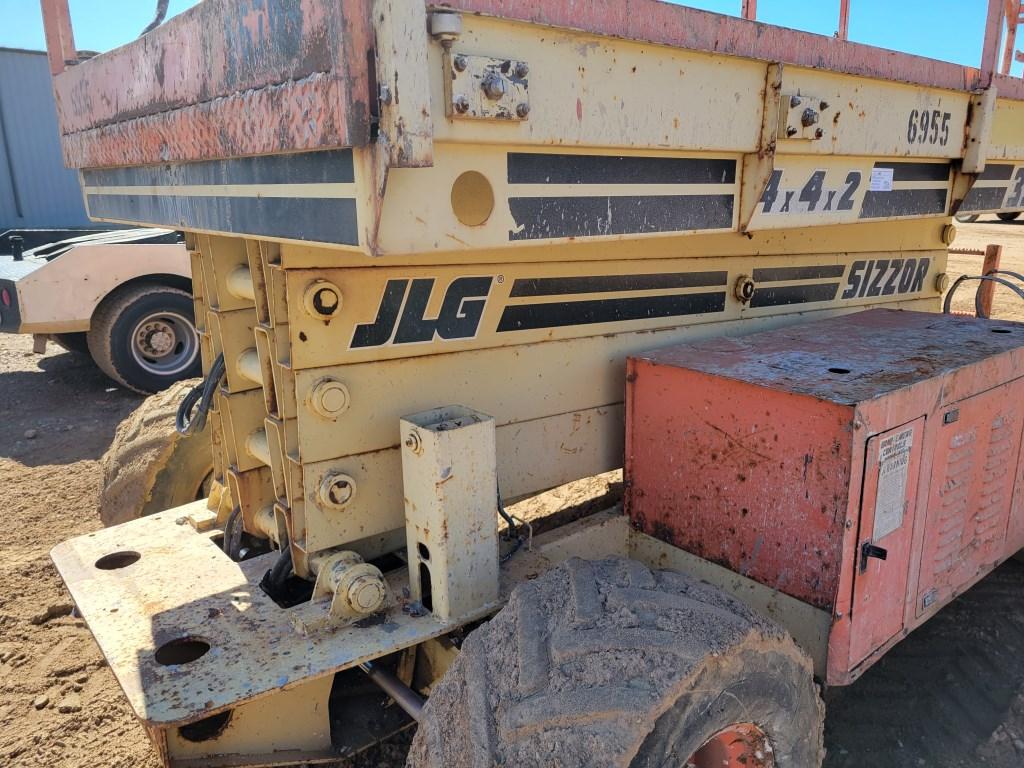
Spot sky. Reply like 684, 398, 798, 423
0, 0, 1021, 77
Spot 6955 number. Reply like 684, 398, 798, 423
907, 109, 951, 146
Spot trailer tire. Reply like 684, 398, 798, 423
88, 283, 201, 394
99, 378, 214, 527
408, 557, 824, 768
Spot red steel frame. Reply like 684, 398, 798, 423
38, 0, 1024, 170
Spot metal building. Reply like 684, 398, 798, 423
0, 47, 90, 230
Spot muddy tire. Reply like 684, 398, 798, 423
98, 378, 213, 527
409, 557, 824, 768
87, 283, 201, 394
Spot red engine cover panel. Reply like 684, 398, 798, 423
626, 309, 1024, 684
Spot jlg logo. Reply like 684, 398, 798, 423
350, 276, 493, 348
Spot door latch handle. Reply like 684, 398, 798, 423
860, 541, 888, 573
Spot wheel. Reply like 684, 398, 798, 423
955, 213, 980, 223
98, 378, 214, 527
49, 331, 90, 354
409, 557, 824, 768
87, 283, 201, 394
997, 211, 1021, 222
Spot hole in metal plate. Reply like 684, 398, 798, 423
155, 637, 211, 666
94, 551, 141, 570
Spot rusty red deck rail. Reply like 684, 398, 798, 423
37, 0, 1024, 169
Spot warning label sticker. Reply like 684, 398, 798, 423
873, 427, 914, 540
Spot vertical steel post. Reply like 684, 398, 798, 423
838, 0, 851, 40
980, 244, 1004, 318
981, 0, 1007, 87
39, 0, 76, 75
742, 0, 757, 21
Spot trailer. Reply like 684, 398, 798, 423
38, 0, 1024, 765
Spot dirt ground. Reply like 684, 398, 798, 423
1, 216, 1024, 767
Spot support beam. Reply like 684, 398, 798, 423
838, 0, 851, 40
742, 0, 757, 21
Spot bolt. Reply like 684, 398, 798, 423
786, 126, 798, 137
303, 280, 343, 318
516, 102, 531, 118
319, 473, 357, 509
378, 84, 393, 106
801, 107, 820, 127
734, 275, 756, 304
348, 573, 386, 613
453, 94, 470, 114
310, 378, 350, 419
935, 272, 950, 293
481, 72, 507, 100
514, 61, 529, 78
453, 54, 468, 72
814, 127, 824, 139
313, 287, 338, 315
404, 431, 423, 455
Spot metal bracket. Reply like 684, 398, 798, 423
444, 52, 531, 121
401, 405, 500, 621
778, 92, 840, 142
963, 85, 997, 174
739, 63, 782, 233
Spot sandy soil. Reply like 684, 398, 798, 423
1, 215, 1023, 767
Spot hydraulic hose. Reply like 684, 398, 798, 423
176, 353, 226, 436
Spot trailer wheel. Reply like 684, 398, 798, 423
997, 212, 1021, 222
408, 557, 824, 768
99, 378, 214, 527
88, 283, 201, 394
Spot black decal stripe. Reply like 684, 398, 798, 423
978, 164, 1016, 181
752, 265, 845, 282
497, 292, 726, 332
509, 271, 728, 297
960, 186, 1008, 212
860, 189, 947, 219
82, 149, 355, 187
872, 161, 951, 183
87, 194, 358, 245
509, 195, 734, 240
508, 154, 736, 185
750, 283, 840, 308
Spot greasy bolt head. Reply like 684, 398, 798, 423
481, 72, 507, 100
935, 272, 950, 293
734, 274, 756, 304
514, 61, 529, 78
309, 378, 350, 419
303, 280, 343, 319
453, 94, 470, 114
801, 107, 820, 127
453, 54, 468, 72
319, 473, 357, 509
516, 102, 531, 118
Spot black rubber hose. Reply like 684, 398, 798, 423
267, 545, 293, 589
176, 353, 226, 436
